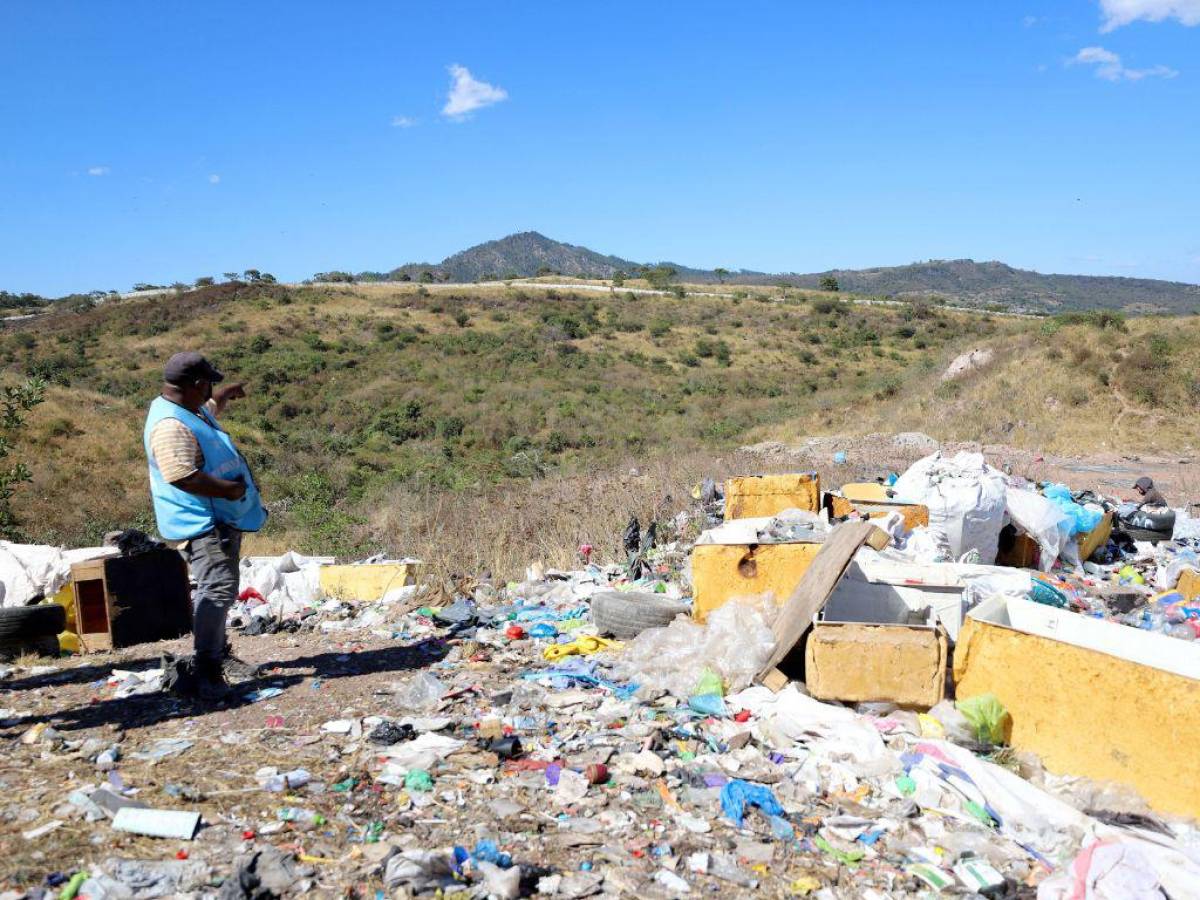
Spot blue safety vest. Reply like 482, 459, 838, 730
143, 395, 267, 540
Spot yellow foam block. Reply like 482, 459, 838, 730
954, 612, 1200, 819
724, 473, 819, 521
839, 482, 891, 502
691, 542, 821, 622
319, 563, 418, 601
806, 623, 947, 708
1177, 569, 1200, 601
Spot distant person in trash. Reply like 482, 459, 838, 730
1132, 476, 1167, 508
144, 352, 267, 701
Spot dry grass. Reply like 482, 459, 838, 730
755, 317, 1200, 456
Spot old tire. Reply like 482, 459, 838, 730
591, 591, 690, 640
0, 634, 62, 661
0, 604, 66, 641
1119, 508, 1175, 543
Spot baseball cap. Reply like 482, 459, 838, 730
164, 352, 225, 386
1134, 476, 1154, 492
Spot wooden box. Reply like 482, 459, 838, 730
72, 549, 192, 651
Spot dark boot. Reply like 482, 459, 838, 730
195, 656, 231, 702
221, 642, 261, 682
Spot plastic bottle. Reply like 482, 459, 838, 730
1168, 623, 1195, 641
276, 807, 325, 825
263, 768, 311, 792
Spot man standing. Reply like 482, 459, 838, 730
144, 352, 267, 700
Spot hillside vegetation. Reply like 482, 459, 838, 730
353, 232, 1200, 315
4, 280, 1198, 573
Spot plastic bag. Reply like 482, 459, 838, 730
395, 673, 447, 711
957, 693, 1010, 745
1172, 511, 1200, 542
609, 600, 775, 699
719, 779, 784, 828
925, 699, 975, 745
1005, 487, 1074, 570
892, 452, 1008, 563
961, 571, 1032, 611
1041, 483, 1103, 536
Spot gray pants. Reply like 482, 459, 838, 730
184, 524, 242, 663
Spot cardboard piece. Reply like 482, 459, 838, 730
754, 521, 877, 683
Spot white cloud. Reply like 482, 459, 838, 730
87, 166, 110, 176
208, 174, 221, 184
391, 115, 416, 128
1099, 0, 1200, 30
1023, 15, 1042, 26
442, 64, 508, 118
1069, 45, 1179, 80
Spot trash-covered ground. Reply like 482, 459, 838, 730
3, 571, 1199, 896
3, 444, 1200, 898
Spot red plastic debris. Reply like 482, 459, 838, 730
175, 850, 189, 860
242, 830, 256, 840
733, 710, 751, 723
505, 625, 526, 640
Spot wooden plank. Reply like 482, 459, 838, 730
755, 520, 878, 683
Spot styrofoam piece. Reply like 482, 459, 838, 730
969, 595, 1200, 681
834, 556, 969, 640
112, 807, 200, 840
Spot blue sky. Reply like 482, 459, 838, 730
1, 1, 1197, 295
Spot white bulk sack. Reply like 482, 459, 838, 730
892, 452, 1007, 564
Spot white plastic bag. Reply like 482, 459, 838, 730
1004, 487, 1074, 571
609, 599, 775, 699
1172, 510, 1200, 542
892, 452, 1008, 564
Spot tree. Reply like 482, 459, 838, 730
0, 378, 45, 538
194, 276, 215, 287
612, 270, 626, 288
243, 269, 261, 282
819, 275, 840, 293
223, 272, 240, 282
536, 266, 553, 277
419, 271, 434, 283
713, 267, 730, 284
644, 266, 678, 290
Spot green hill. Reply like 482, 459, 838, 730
367, 232, 1200, 314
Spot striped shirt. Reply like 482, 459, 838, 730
148, 400, 218, 483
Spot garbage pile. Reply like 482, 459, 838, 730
2, 451, 1200, 897
851, 451, 1200, 643
1, 540, 1197, 898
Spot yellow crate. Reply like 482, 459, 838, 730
724, 473, 820, 520
955, 610, 1200, 819
319, 563, 418, 601
691, 542, 822, 622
